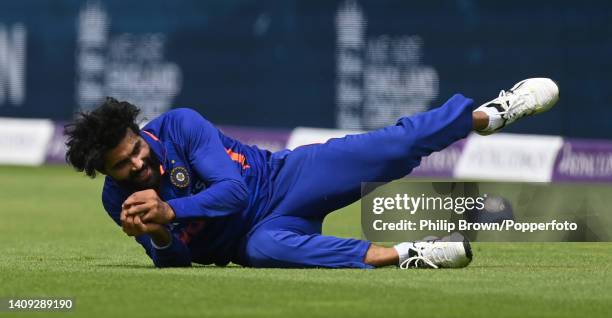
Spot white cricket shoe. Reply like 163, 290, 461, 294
394, 232, 472, 269
475, 78, 559, 135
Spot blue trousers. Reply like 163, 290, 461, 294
242, 94, 475, 268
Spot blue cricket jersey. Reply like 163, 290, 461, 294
101, 108, 274, 267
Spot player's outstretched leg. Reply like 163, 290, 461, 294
243, 215, 472, 269
269, 78, 559, 220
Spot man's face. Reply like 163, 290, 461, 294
103, 128, 162, 192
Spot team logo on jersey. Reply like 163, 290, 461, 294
170, 166, 190, 188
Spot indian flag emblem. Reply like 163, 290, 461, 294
170, 166, 190, 188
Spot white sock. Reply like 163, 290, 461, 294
394, 243, 411, 265
476, 106, 504, 131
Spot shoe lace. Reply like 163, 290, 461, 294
496, 89, 537, 121
398, 241, 451, 269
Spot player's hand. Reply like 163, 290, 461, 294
120, 214, 165, 237
122, 189, 176, 225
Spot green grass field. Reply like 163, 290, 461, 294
1, 165, 611, 317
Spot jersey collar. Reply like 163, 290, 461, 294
139, 130, 169, 176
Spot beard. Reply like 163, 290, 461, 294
116, 153, 162, 193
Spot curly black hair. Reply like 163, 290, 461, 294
65, 97, 141, 178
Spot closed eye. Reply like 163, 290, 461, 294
112, 159, 130, 171
132, 140, 141, 156
111, 140, 142, 171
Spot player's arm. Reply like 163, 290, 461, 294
163, 108, 249, 220
103, 181, 191, 268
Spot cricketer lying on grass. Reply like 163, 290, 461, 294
64, 78, 559, 269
